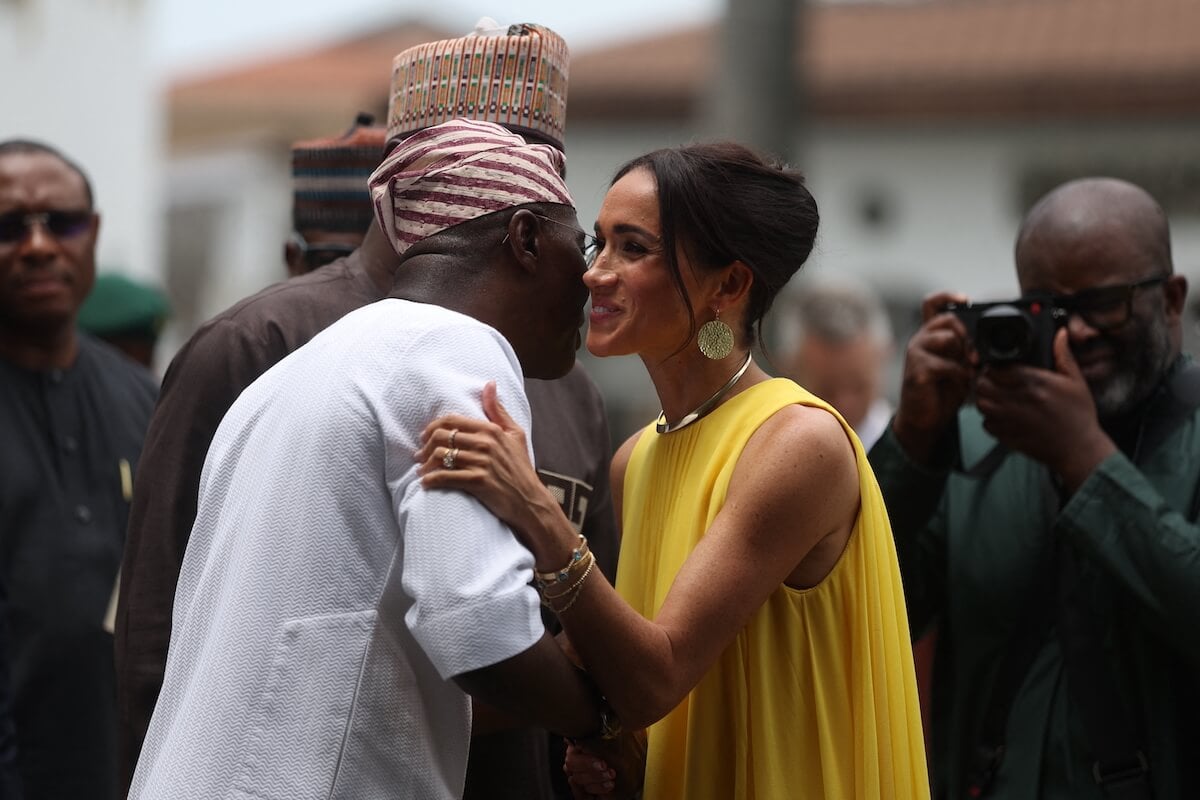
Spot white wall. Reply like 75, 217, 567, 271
0, 0, 164, 283
160, 144, 291, 353
807, 119, 1200, 299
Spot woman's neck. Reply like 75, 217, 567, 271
643, 348, 767, 427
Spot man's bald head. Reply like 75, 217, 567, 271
1015, 177, 1172, 288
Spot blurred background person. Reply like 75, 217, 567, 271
284, 112, 384, 278
76, 272, 171, 370
780, 275, 895, 449
0, 139, 156, 800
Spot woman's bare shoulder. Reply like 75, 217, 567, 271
754, 401, 855, 460
728, 402, 859, 534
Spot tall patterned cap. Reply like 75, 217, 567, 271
292, 113, 388, 232
368, 118, 572, 256
387, 21, 569, 150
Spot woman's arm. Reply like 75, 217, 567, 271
417, 383, 860, 729
556, 402, 859, 727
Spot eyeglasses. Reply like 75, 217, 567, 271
0, 209, 93, 245
289, 232, 357, 271
1049, 275, 1167, 331
528, 213, 600, 265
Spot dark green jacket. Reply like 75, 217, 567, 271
870, 378, 1200, 799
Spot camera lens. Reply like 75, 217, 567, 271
977, 306, 1033, 363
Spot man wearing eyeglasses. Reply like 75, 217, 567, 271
870, 177, 1200, 799
0, 140, 157, 800
116, 22, 618, 800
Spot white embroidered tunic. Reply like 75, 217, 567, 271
130, 299, 543, 800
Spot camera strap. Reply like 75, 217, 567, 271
956, 441, 1008, 479
962, 357, 1200, 798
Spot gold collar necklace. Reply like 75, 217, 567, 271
656, 351, 754, 434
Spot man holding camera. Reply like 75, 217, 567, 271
870, 177, 1200, 799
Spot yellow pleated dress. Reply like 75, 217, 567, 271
615, 378, 929, 799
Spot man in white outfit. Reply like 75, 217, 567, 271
129, 119, 604, 799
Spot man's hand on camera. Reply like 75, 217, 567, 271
975, 328, 1116, 492
892, 292, 975, 466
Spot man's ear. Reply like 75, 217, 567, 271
81, 212, 102, 256
504, 209, 541, 275
1165, 273, 1188, 318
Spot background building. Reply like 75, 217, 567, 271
8, 0, 1196, 438
0, 0, 164, 287
160, 20, 455, 348
165, 0, 1200, 436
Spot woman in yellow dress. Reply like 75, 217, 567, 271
417, 142, 929, 799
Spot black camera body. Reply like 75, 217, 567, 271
945, 296, 1066, 369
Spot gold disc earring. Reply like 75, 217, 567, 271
697, 309, 734, 360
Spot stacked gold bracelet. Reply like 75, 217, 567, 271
536, 535, 594, 613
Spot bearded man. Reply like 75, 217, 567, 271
870, 177, 1200, 799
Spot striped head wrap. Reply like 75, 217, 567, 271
387, 21, 569, 150
368, 118, 572, 256
291, 115, 387, 232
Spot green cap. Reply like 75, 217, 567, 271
78, 273, 171, 341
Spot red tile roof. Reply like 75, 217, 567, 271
169, 20, 455, 150
169, 0, 1200, 149
569, 0, 1200, 120
814, 0, 1200, 119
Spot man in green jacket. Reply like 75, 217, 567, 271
870, 176, 1200, 799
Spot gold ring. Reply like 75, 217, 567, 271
448, 428, 458, 449
442, 447, 459, 469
